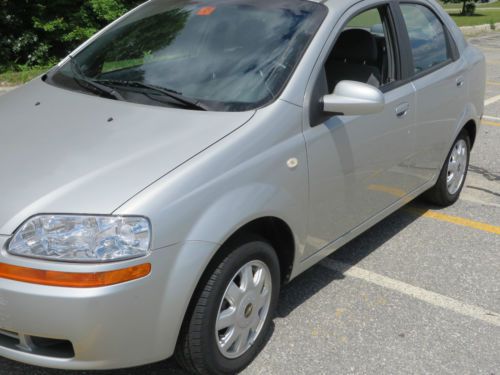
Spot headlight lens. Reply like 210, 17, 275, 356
8, 215, 151, 262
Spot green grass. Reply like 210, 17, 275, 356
448, 9, 500, 25
101, 53, 186, 73
344, 4, 500, 28
439, 1, 500, 9
0, 66, 51, 86
347, 9, 381, 27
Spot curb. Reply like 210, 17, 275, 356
460, 23, 500, 35
0, 86, 16, 93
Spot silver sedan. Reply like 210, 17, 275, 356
0, 0, 485, 374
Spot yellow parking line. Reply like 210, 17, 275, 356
407, 207, 500, 235
488, 60, 500, 65
487, 81, 500, 86
368, 184, 406, 198
482, 120, 500, 127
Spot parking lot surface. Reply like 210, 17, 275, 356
0, 33, 499, 374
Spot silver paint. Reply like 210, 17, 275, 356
323, 80, 385, 115
0, 0, 485, 370
215, 260, 272, 359
447, 139, 468, 195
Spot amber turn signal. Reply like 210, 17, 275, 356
0, 263, 151, 288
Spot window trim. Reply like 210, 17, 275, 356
395, 0, 460, 81
379, 0, 415, 92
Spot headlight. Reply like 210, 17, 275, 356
8, 215, 151, 262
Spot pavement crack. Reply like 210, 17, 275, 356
468, 164, 500, 181
466, 185, 500, 198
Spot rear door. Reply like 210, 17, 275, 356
396, 2, 467, 185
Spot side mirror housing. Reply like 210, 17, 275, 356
322, 80, 385, 116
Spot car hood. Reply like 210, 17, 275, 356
0, 79, 255, 235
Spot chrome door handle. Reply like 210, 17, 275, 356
456, 76, 465, 87
395, 102, 409, 118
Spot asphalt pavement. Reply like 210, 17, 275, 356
0, 33, 499, 375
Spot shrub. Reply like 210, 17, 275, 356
0, 0, 143, 72
443, 0, 479, 16
464, 2, 476, 16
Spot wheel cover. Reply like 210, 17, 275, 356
446, 139, 468, 195
215, 260, 272, 359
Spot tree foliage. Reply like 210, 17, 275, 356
0, 0, 143, 71
442, 0, 479, 16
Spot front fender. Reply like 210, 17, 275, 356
114, 101, 309, 358
186, 183, 300, 248
115, 100, 309, 262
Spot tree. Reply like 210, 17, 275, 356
442, 0, 479, 16
0, 0, 143, 71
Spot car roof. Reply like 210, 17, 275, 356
306, 0, 362, 8
307, 0, 437, 10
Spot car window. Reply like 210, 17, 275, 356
347, 8, 383, 31
400, 3, 451, 74
324, 5, 397, 93
47, 0, 327, 112
309, 5, 398, 126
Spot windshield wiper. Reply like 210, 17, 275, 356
97, 79, 208, 111
69, 57, 124, 101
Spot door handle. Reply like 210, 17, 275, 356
395, 102, 409, 118
456, 76, 465, 87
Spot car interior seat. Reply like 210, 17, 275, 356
325, 28, 382, 92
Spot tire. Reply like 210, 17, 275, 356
424, 130, 470, 206
175, 236, 280, 375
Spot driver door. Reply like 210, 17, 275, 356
302, 3, 419, 257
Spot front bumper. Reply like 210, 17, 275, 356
0, 237, 217, 370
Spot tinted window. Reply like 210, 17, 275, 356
48, 0, 326, 111
400, 4, 450, 74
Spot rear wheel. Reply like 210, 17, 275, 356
424, 130, 470, 206
176, 236, 280, 374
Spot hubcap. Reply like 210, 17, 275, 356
215, 260, 272, 359
244, 304, 253, 318
446, 139, 468, 195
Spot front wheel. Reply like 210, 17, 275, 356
176, 236, 280, 374
424, 130, 470, 206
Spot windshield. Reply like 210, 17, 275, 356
48, 0, 326, 111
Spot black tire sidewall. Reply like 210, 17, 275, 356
198, 238, 280, 374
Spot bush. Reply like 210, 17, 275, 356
0, 0, 143, 72
464, 2, 476, 16
443, 0, 479, 16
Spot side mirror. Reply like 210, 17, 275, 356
322, 80, 385, 116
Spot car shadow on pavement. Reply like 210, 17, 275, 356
0, 357, 187, 375
0, 202, 432, 375
277, 200, 427, 317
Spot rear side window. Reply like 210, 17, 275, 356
400, 4, 451, 74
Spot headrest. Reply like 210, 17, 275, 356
331, 29, 378, 63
